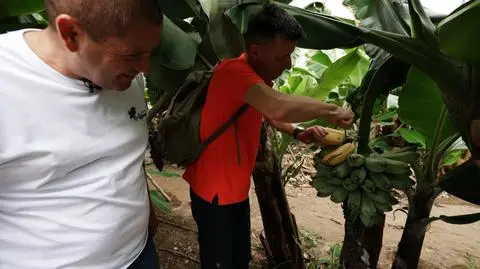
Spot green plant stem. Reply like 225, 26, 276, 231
357, 61, 396, 154
428, 106, 448, 183
357, 81, 377, 154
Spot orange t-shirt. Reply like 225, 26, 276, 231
183, 53, 268, 205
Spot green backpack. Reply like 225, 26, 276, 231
148, 69, 248, 169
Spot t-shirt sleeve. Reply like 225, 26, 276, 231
217, 60, 265, 104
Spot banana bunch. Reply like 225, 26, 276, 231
311, 148, 417, 227
319, 127, 347, 146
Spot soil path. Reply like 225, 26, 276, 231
149, 164, 480, 269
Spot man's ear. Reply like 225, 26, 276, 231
55, 14, 82, 52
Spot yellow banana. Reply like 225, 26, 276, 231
321, 142, 356, 166
319, 128, 346, 146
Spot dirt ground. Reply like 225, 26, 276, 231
148, 164, 480, 269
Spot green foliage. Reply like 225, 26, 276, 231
0, 0, 44, 18
397, 128, 426, 148
226, 1, 363, 50
149, 190, 171, 215
146, 168, 180, 178
315, 243, 342, 269
313, 49, 364, 98
428, 211, 480, 225
154, 0, 205, 20
440, 159, 480, 206
436, 0, 480, 64
154, 17, 202, 70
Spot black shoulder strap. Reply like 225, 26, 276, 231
201, 104, 249, 147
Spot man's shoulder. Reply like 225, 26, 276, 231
0, 29, 27, 49
215, 54, 251, 74
0, 29, 36, 64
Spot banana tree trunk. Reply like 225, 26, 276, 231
339, 207, 369, 269
361, 216, 385, 268
392, 184, 435, 269
252, 124, 305, 269
339, 59, 396, 269
340, 206, 384, 269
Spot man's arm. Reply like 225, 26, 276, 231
267, 119, 330, 144
244, 83, 352, 127
267, 119, 296, 137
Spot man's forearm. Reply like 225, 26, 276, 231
245, 84, 347, 124
276, 94, 339, 123
267, 119, 296, 136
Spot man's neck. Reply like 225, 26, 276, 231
245, 53, 272, 84
23, 27, 82, 80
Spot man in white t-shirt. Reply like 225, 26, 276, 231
0, 1, 163, 268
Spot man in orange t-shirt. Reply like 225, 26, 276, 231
183, 3, 354, 269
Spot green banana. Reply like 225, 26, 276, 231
383, 158, 411, 175
360, 194, 377, 217
325, 176, 344, 186
369, 172, 392, 191
347, 153, 365, 167
377, 148, 419, 164
351, 167, 367, 184
365, 189, 392, 205
312, 179, 337, 197
374, 200, 393, 213
365, 157, 387, 172
361, 179, 376, 193
342, 178, 359, 191
347, 190, 362, 212
315, 163, 334, 176
330, 187, 349, 203
389, 174, 415, 190
370, 213, 385, 226
333, 161, 352, 178
360, 212, 374, 227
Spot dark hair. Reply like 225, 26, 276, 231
44, 0, 163, 42
244, 3, 305, 46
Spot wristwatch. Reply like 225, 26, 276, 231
292, 126, 304, 139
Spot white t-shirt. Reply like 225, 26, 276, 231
0, 29, 150, 269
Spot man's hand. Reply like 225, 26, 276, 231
327, 107, 354, 129
296, 126, 328, 144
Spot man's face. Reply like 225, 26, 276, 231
59, 19, 162, 91
249, 37, 295, 81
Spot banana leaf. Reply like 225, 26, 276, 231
406, 0, 438, 49
342, 0, 410, 67
152, 16, 202, 71
225, 2, 364, 50
155, 0, 205, 20
0, 15, 46, 34
398, 67, 457, 150
436, 0, 480, 65
439, 159, 480, 206
203, 13, 245, 61
312, 49, 362, 99
428, 212, 480, 225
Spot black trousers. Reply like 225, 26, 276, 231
190, 189, 251, 269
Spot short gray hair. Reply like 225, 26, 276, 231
45, 0, 163, 42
